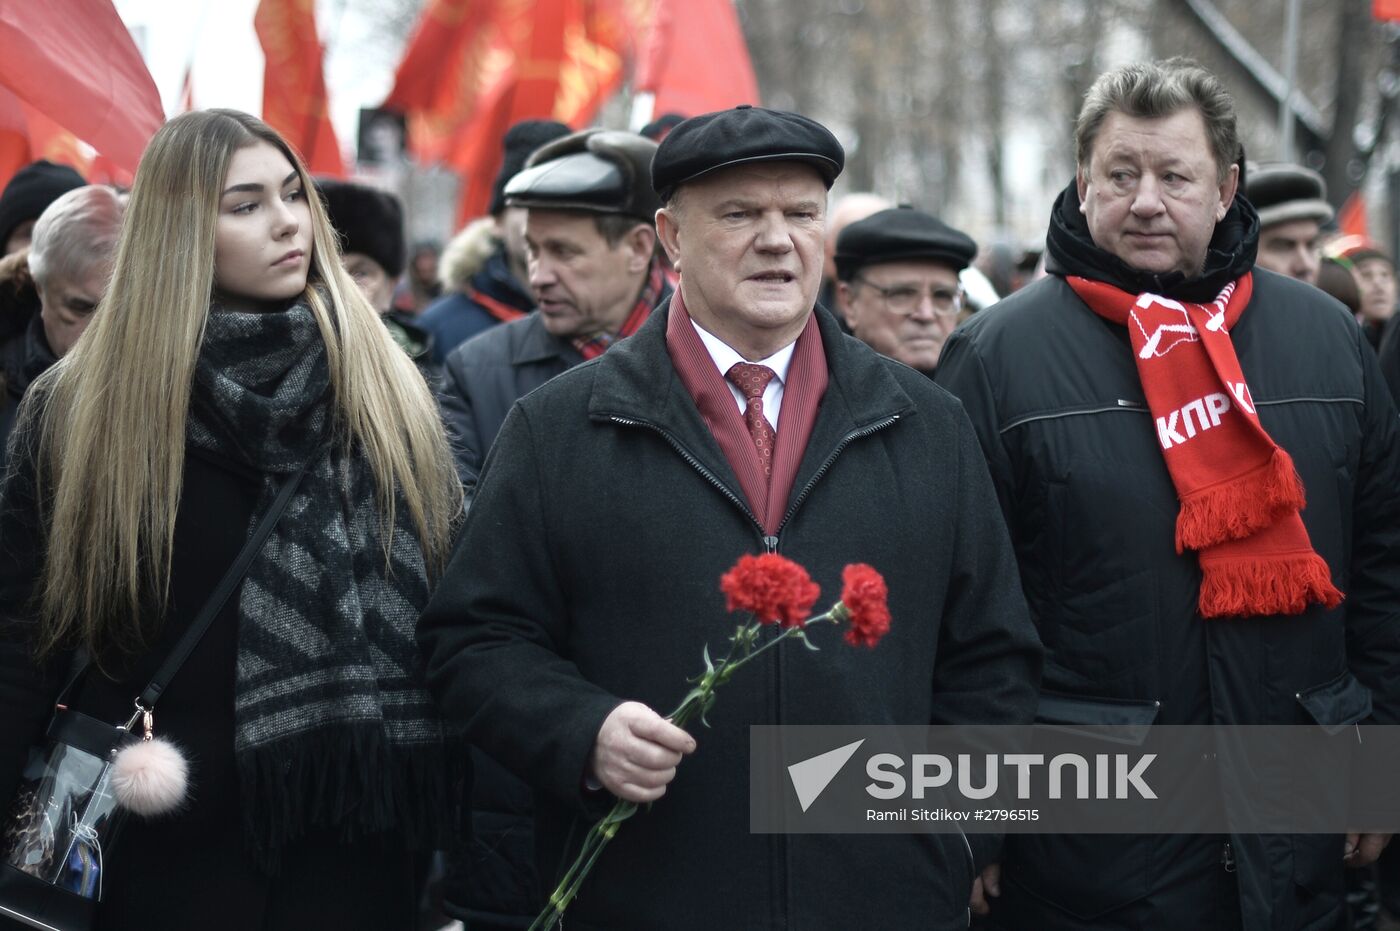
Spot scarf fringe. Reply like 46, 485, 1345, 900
1175, 447, 1305, 552
1198, 551, 1344, 618
238, 726, 466, 873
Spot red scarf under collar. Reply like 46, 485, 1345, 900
1067, 272, 1342, 618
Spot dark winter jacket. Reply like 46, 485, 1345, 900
434, 279, 672, 926
0, 429, 423, 930
417, 224, 534, 367
437, 313, 583, 492
418, 302, 1043, 931
935, 183, 1400, 931
0, 251, 47, 472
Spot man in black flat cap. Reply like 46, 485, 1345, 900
436, 128, 671, 490
1245, 162, 1333, 285
834, 205, 977, 374
420, 105, 1041, 931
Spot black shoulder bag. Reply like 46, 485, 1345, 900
0, 467, 305, 931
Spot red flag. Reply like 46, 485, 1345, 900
1339, 191, 1369, 238
386, 0, 634, 223
0, 0, 162, 175
1375, 0, 1400, 21
632, 0, 757, 123
0, 86, 32, 192
254, 0, 344, 177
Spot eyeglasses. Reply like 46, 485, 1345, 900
854, 277, 963, 316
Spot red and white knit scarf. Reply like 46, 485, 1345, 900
572, 261, 666, 361
1066, 272, 1342, 618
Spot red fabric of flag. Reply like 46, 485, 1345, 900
1338, 191, 1368, 238
0, 0, 162, 175
633, 0, 758, 120
1375, 0, 1400, 22
255, 0, 344, 176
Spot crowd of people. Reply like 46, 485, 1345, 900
0, 54, 1397, 931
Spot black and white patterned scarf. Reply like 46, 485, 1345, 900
188, 300, 457, 868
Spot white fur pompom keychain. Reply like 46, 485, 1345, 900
110, 705, 188, 817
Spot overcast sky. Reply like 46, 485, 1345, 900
114, 0, 402, 162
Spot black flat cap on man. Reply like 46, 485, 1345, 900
504, 129, 661, 221
489, 119, 571, 216
316, 178, 407, 278
834, 206, 977, 281
1245, 162, 1334, 228
651, 105, 844, 200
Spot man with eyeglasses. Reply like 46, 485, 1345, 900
834, 205, 976, 375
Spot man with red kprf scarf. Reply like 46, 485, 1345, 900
437, 129, 671, 492
937, 58, 1400, 931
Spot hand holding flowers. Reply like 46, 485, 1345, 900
530, 554, 891, 931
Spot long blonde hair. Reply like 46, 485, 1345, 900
22, 109, 462, 658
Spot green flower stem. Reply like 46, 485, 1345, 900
527, 603, 845, 930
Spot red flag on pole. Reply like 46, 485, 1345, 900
631, 0, 758, 126
254, 0, 344, 177
0, 0, 162, 176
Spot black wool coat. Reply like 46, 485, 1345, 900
935, 184, 1400, 931
0, 436, 419, 931
418, 303, 1043, 931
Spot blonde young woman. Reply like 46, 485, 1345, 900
0, 110, 463, 929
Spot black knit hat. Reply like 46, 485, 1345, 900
834, 206, 977, 281
0, 160, 85, 249
505, 129, 662, 221
651, 105, 843, 201
489, 119, 571, 216
316, 178, 406, 278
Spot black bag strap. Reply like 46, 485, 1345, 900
55, 466, 308, 711
136, 465, 307, 708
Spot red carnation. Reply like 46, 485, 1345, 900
720, 553, 821, 628
839, 564, 891, 647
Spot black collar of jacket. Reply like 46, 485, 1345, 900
587, 294, 916, 444
1044, 179, 1260, 304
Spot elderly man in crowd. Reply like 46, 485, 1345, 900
0, 185, 125, 463
936, 58, 1400, 930
419, 105, 1041, 930
437, 128, 671, 492
1244, 162, 1333, 285
834, 205, 976, 375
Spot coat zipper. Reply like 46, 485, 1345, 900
608, 415, 765, 534
775, 414, 901, 535
611, 410, 900, 929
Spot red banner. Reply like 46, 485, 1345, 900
0, 0, 162, 177
633, 0, 757, 121
254, 0, 344, 176
386, 0, 634, 223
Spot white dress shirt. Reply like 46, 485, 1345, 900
690, 318, 797, 432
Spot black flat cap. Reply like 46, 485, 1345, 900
1245, 162, 1333, 228
651, 105, 844, 200
505, 129, 661, 221
834, 206, 977, 281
